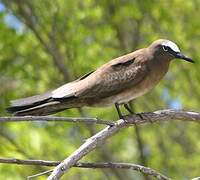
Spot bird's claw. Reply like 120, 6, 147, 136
137, 113, 153, 123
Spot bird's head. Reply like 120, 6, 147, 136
149, 39, 194, 63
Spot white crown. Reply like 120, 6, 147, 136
162, 40, 180, 52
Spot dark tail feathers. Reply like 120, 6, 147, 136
6, 92, 80, 116
6, 92, 53, 116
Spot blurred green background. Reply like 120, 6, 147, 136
0, 0, 200, 179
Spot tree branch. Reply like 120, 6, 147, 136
1, 110, 199, 179
78, 109, 126, 180
0, 158, 170, 180
47, 109, 200, 179
28, 169, 53, 180
75, 162, 170, 180
0, 157, 59, 166
0, 116, 114, 126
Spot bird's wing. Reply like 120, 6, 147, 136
78, 70, 95, 80
51, 71, 95, 99
52, 51, 149, 99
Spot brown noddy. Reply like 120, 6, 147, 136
7, 39, 194, 117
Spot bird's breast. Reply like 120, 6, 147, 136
116, 62, 169, 104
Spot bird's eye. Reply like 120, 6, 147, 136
163, 46, 169, 52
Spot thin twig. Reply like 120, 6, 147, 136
48, 109, 200, 179
0, 158, 60, 166
27, 169, 53, 180
0, 158, 170, 180
0, 116, 115, 126
75, 162, 170, 180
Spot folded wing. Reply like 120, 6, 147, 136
52, 51, 149, 100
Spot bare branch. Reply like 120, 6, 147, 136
0, 116, 114, 126
125, 109, 200, 124
48, 109, 200, 179
78, 109, 126, 180
0, 158, 59, 166
75, 162, 170, 180
0, 158, 170, 180
2, 109, 200, 125
1, 110, 199, 179
27, 169, 53, 180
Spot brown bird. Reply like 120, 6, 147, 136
7, 39, 193, 117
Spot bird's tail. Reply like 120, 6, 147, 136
6, 92, 81, 116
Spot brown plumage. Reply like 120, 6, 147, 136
7, 39, 193, 116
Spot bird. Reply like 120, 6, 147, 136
7, 39, 194, 118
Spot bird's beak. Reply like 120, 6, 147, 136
175, 52, 194, 63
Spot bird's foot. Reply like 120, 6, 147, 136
117, 114, 129, 123
123, 116, 130, 123
136, 113, 153, 123
137, 113, 144, 120
119, 115, 127, 121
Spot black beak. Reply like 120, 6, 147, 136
175, 52, 194, 63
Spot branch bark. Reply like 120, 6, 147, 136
47, 109, 200, 179
78, 109, 126, 180
0, 158, 170, 180
0, 116, 114, 126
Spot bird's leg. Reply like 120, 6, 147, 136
136, 113, 145, 120
124, 103, 146, 122
115, 103, 123, 119
124, 103, 134, 114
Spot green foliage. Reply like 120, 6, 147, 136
0, 0, 200, 179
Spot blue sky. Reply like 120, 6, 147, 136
162, 89, 182, 109
0, 2, 24, 32
0, 2, 5, 11
169, 99, 182, 109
